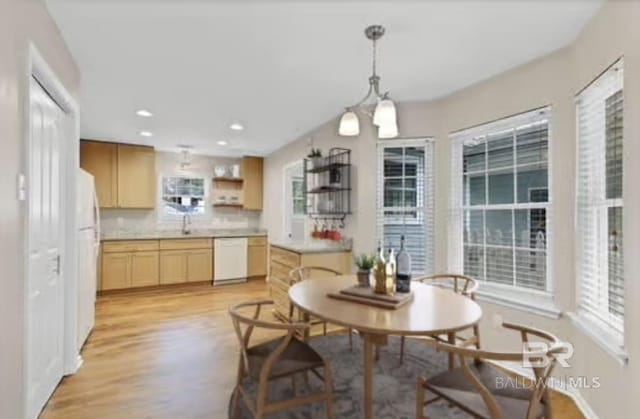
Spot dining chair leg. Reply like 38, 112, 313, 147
323, 322, 327, 336
399, 336, 405, 364
363, 334, 375, 419
416, 377, 426, 419
231, 387, 241, 419
324, 362, 334, 419
473, 324, 481, 348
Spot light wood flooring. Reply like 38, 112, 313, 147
41, 281, 584, 419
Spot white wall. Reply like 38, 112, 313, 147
100, 151, 261, 233
264, 1, 640, 417
0, 1, 81, 418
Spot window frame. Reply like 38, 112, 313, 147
157, 174, 210, 221
449, 108, 559, 316
376, 138, 435, 276
572, 58, 627, 362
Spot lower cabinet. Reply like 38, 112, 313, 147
101, 250, 160, 290
159, 239, 213, 284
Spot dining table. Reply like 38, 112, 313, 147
288, 275, 483, 419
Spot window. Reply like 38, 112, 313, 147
161, 176, 206, 216
377, 139, 434, 275
575, 59, 624, 346
292, 177, 306, 215
450, 108, 551, 293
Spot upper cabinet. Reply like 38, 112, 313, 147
241, 156, 263, 211
117, 144, 156, 208
80, 141, 118, 207
80, 140, 156, 209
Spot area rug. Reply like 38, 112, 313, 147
229, 334, 473, 418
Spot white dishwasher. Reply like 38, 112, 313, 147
214, 237, 248, 285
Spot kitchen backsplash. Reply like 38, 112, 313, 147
99, 150, 261, 234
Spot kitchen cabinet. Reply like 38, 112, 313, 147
80, 141, 118, 208
268, 244, 351, 321
80, 140, 155, 209
247, 236, 267, 277
130, 252, 160, 287
241, 156, 263, 210
117, 144, 156, 208
101, 252, 130, 290
159, 239, 213, 284
100, 241, 160, 290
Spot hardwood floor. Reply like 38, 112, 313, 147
41, 281, 583, 419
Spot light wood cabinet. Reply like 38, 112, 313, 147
80, 140, 155, 209
241, 156, 263, 210
160, 250, 188, 284
101, 252, 130, 290
130, 251, 160, 287
248, 244, 267, 277
80, 141, 118, 208
101, 248, 160, 290
186, 249, 213, 282
268, 245, 352, 320
159, 239, 213, 284
117, 144, 156, 208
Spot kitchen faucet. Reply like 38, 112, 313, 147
182, 213, 192, 235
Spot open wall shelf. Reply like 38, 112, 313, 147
303, 148, 352, 220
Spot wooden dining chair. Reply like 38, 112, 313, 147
399, 273, 480, 364
229, 300, 334, 419
289, 266, 355, 351
416, 322, 567, 419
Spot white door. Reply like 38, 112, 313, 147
26, 76, 66, 418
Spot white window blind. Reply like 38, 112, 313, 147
376, 139, 434, 275
576, 58, 624, 343
449, 108, 551, 292
161, 176, 206, 217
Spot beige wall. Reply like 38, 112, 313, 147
100, 151, 260, 233
264, 1, 639, 416
0, 0, 80, 418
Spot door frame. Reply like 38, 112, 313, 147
282, 159, 305, 240
23, 44, 80, 417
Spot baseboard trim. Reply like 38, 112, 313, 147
490, 360, 599, 419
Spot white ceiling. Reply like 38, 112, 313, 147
47, 0, 603, 157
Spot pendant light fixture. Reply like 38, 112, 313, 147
338, 25, 398, 139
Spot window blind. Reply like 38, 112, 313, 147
376, 139, 434, 275
449, 108, 551, 292
576, 58, 624, 341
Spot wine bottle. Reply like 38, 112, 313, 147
396, 235, 412, 293
374, 242, 387, 294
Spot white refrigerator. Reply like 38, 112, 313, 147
76, 169, 100, 351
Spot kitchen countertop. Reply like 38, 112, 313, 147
270, 240, 352, 254
101, 228, 267, 241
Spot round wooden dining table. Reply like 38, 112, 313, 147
289, 275, 483, 419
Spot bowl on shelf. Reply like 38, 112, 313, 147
214, 166, 227, 177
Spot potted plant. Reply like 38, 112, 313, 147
308, 148, 323, 169
355, 254, 376, 287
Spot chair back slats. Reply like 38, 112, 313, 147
228, 300, 310, 377
416, 273, 479, 297
432, 322, 565, 419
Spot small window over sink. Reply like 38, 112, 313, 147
161, 176, 206, 217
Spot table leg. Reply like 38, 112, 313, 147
447, 332, 456, 370
301, 309, 311, 343
363, 333, 374, 419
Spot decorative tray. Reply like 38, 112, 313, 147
327, 285, 413, 310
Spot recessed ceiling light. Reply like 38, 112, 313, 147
136, 109, 153, 117
217, 140, 227, 146
230, 123, 244, 131
139, 130, 153, 137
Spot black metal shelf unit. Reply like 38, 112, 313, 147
304, 148, 352, 222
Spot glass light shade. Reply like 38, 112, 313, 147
339, 111, 360, 136
373, 98, 396, 127
378, 121, 399, 139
